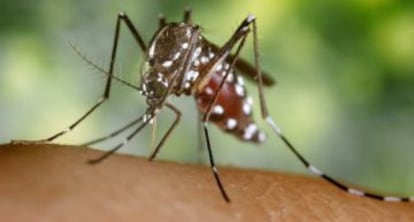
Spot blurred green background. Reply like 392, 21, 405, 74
1, 0, 413, 196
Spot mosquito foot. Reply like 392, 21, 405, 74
10, 139, 49, 145
87, 159, 98, 165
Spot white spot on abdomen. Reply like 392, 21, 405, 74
205, 87, 214, 95
242, 102, 252, 116
225, 118, 237, 130
226, 73, 234, 83
243, 124, 258, 140
235, 84, 245, 97
212, 105, 224, 115
237, 76, 244, 85
258, 131, 266, 142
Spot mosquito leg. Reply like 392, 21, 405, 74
49, 12, 147, 141
209, 43, 276, 86
197, 110, 205, 163
195, 16, 255, 203
88, 110, 152, 164
199, 14, 258, 125
12, 12, 147, 145
158, 13, 167, 28
183, 8, 192, 24
80, 116, 143, 147
148, 103, 181, 161
249, 16, 413, 202
150, 116, 158, 154
116, 12, 147, 51
198, 36, 248, 203
202, 30, 249, 123
201, 122, 230, 202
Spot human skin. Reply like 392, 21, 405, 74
0, 143, 413, 222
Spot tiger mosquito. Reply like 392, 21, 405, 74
13, 9, 414, 203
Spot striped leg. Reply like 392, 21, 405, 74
199, 15, 255, 203
249, 15, 413, 202
197, 110, 206, 163
148, 103, 181, 161
88, 110, 152, 164
10, 90, 106, 145
80, 116, 143, 147
88, 103, 181, 164
11, 12, 146, 145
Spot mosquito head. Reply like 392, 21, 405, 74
140, 66, 169, 107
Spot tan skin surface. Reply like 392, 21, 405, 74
0, 143, 413, 222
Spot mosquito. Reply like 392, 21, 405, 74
13, 9, 413, 203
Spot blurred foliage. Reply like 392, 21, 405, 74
0, 0, 413, 196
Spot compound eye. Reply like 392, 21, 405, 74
143, 72, 169, 104
147, 79, 167, 98
148, 58, 155, 66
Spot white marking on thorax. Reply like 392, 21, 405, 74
185, 28, 191, 37
173, 52, 181, 60
193, 59, 200, 67
148, 44, 155, 57
200, 56, 209, 64
193, 47, 202, 57
162, 60, 173, 68
186, 70, 199, 82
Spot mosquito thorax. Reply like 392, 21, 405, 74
139, 22, 202, 106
